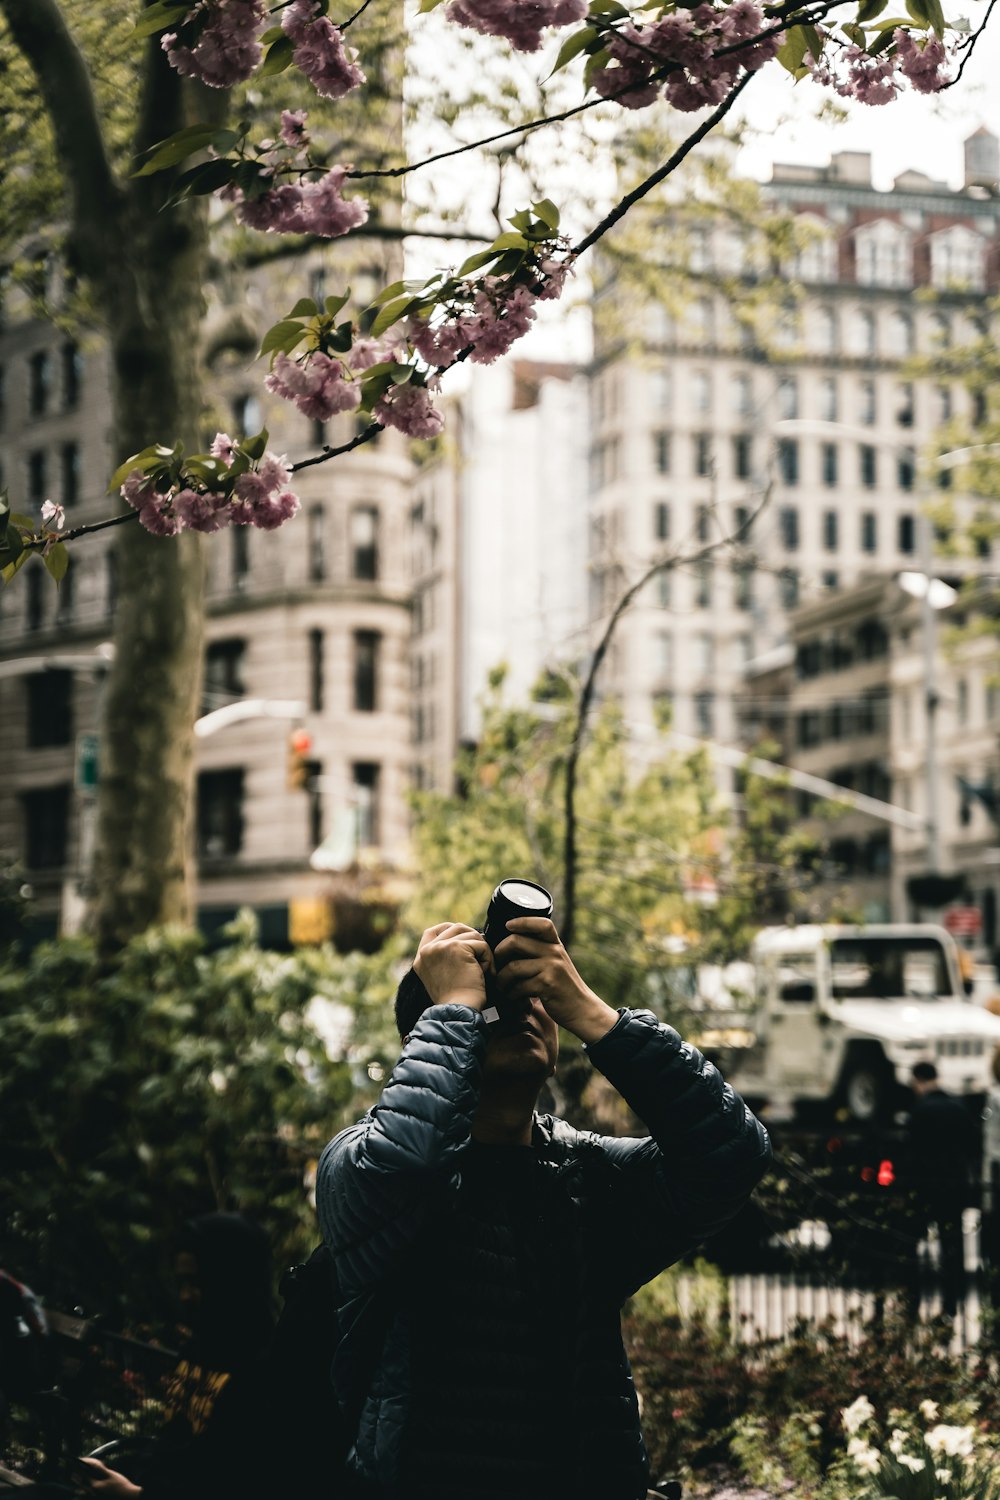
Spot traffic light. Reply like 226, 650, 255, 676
287, 727, 312, 791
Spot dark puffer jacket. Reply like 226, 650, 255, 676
316, 1005, 771, 1500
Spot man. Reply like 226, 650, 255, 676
316, 913, 771, 1500
905, 1060, 977, 1319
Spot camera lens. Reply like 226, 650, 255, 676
483, 878, 553, 954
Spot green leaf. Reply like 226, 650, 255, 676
490, 231, 530, 252
776, 25, 811, 70
132, 1, 192, 38
867, 23, 898, 49
2, 548, 32, 584
531, 199, 561, 232
370, 280, 412, 306
107, 444, 178, 493
418, 0, 447, 10
548, 25, 598, 76
170, 158, 236, 200
923, 0, 946, 32
260, 24, 284, 43
841, 21, 866, 43
10, 512, 35, 529
905, 0, 932, 22
43, 543, 69, 585
288, 298, 320, 319
856, 0, 888, 20
457, 249, 501, 278
184, 457, 229, 484
0, 529, 24, 570
259, 34, 295, 77
587, 0, 628, 15
258, 319, 306, 360
133, 126, 240, 178
371, 295, 418, 338
583, 45, 612, 90
328, 321, 355, 353
241, 430, 269, 462
868, 14, 915, 24
325, 292, 351, 319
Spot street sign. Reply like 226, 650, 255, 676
76, 732, 100, 791
943, 906, 982, 937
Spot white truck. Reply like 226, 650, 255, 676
695, 923, 1000, 1122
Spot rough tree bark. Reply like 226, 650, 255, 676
1, 0, 219, 952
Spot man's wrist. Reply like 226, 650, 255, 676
437, 991, 487, 1012
561, 989, 620, 1045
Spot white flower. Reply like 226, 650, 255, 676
936, 1469, 952, 1484
847, 1436, 881, 1474
920, 1399, 940, 1422
925, 1424, 975, 1459
898, 1454, 925, 1474
889, 1429, 908, 1457
40, 499, 65, 530
842, 1396, 876, 1435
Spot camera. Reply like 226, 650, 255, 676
482, 878, 553, 958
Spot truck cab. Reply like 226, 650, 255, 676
747, 923, 1000, 1121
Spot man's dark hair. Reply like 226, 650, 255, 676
911, 1060, 939, 1084
394, 966, 433, 1040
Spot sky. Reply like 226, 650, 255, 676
516, 7, 1000, 361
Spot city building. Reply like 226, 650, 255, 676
586, 129, 1000, 754
0, 241, 414, 945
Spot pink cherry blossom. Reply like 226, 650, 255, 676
894, 29, 950, 92
467, 283, 538, 365
265, 351, 362, 421
282, 0, 366, 98
347, 336, 390, 371
162, 0, 268, 88
172, 489, 232, 533
374, 382, 445, 439
406, 313, 478, 367
280, 109, 310, 148
250, 490, 301, 530
137, 500, 182, 538
210, 431, 237, 462
445, 0, 586, 52
229, 168, 368, 238
40, 500, 65, 530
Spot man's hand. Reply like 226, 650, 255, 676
494, 918, 619, 1043
76, 1458, 143, 1496
413, 922, 492, 1011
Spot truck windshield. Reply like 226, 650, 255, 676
829, 936, 954, 1000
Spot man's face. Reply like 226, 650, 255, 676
481, 992, 559, 1082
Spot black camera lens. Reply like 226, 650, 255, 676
482, 878, 553, 957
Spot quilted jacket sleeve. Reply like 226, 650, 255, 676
315, 1003, 487, 1297
584, 1007, 771, 1299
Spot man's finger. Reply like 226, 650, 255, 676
502, 916, 558, 940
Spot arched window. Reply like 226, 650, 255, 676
851, 308, 877, 357
888, 310, 914, 357
928, 225, 986, 291
855, 220, 912, 288
812, 306, 838, 354
794, 215, 837, 282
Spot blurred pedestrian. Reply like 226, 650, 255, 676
904, 1061, 977, 1319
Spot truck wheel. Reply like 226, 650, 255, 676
843, 1062, 890, 1123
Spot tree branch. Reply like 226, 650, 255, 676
560, 481, 773, 948
0, 0, 123, 272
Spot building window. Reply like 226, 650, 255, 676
935, 385, 952, 424
777, 438, 799, 486
780, 568, 800, 609
777, 375, 798, 420
695, 504, 711, 543
55, 562, 74, 625
814, 306, 837, 353
26, 564, 43, 630
888, 310, 914, 357
232, 526, 249, 590
820, 376, 838, 422
859, 380, 876, 425
695, 560, 712, 608
62, 342, 82, 409
653, 501, 670, 541
898, 513, 915, 554
779, 506, 799, 550
897, 382, 915, 427
307, 760, 323, 848
859, 444, 877, 488
896, 447, 915, 491
352, 762, 380, 847
957, 679, 969, 726
929, 312, 952, 350
695, 692, 715, 738
652, 369, 672, 410
353, 629, 380, 712
197, 770, 244, 858
203, 638, 245, 714
61, 442, 80, 506
855, 221, 911, 288
821, 443, 838, 488
657, 570, 671, 608
105, 549, 118, 618
657, 630, 674, 679
691, 371, 711, 414
22, 785, 70, 870
309, 628, 324, 713
232, 391, 263, 435
693, 433, 712, 477
861, 511, 878, 553
822, 570, 839, 591
732, 373, 752, 417
823, 509, 838, 551
29, 351, 50, 417
734, 563, 754, 611
733, 433, 752, 480
351, 505, 379, 580
853, 309, 877, 356
28, 449, 47, 504
27, 670, 73, 747
653, 431, 671, 474
695, 631, 714, 677
308, 504, 326, 582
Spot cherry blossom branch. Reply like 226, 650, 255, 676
62, 510, 140, 543
572, 72, 754, 257
289, 422, 381, 472
943, 1, 998, 87
340, 0, 376, 30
